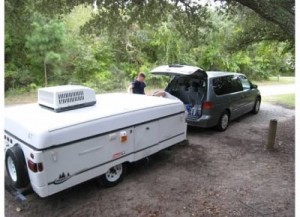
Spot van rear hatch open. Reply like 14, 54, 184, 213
151, 64, 207, 77
151, 64, 208, 120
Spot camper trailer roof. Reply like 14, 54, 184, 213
5, 93, 185, 149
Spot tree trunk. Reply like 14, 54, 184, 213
44, 59, 48, 87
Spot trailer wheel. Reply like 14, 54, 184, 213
98, 163, 126, 187
5, 145, 30, 188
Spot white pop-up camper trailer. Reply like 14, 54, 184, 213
4, 85, 187, 197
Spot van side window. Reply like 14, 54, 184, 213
230, 76, 243, 93
213, 75, 243, 95
213, 77, 230, 95
239, 76, 251, 90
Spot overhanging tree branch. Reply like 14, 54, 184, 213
224, 0, 294, 41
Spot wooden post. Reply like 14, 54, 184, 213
266, 119, 278, 150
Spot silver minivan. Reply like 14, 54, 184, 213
151, 64, 261, 131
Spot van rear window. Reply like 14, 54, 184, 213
213, 76, 243, 95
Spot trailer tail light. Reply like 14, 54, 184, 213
203, 101, 214, 110
28, 159, 44, 173
28, 160, 38, 172
38, 163, 44, 172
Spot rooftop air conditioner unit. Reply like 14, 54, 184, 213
38, 85, 96, 112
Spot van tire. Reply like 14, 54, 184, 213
98, 163, 126, 187
252, 97, 261, 114
217, 111, 230, 131
5, 145, 30, 188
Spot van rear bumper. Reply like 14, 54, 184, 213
186, 115, 217, 128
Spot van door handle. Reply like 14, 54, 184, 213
146, 127, 150, 130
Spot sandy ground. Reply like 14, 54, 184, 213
5, 102, 295, 217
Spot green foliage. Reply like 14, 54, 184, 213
191, 11, 294, 80
25, 13, 67, 86
4, 65, 33, 91
4, 1, 295, 93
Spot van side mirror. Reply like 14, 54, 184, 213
251, 83, 258, 89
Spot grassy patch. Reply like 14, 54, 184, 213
253, 76, 295, 86
263, 93, 295, 109
5, 90, 38, 106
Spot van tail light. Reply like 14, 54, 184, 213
28, 159, 44, 173
203, 101, 214, 110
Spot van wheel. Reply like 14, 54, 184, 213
98, 163, 126, 187
217, 111, 230, 131
5, 145, 30, 188
252, 97, 261, 114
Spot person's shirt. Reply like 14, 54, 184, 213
132, 80, 146, 94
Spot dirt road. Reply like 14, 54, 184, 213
5, 102, 295, 217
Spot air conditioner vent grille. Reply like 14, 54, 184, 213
58, 91, 85, 104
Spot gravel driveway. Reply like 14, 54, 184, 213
5, 102, 295, 217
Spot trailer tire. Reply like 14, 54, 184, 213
98, 163, 126, 187
5, 145, 30, 188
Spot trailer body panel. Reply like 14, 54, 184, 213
5, 92, 187, 197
